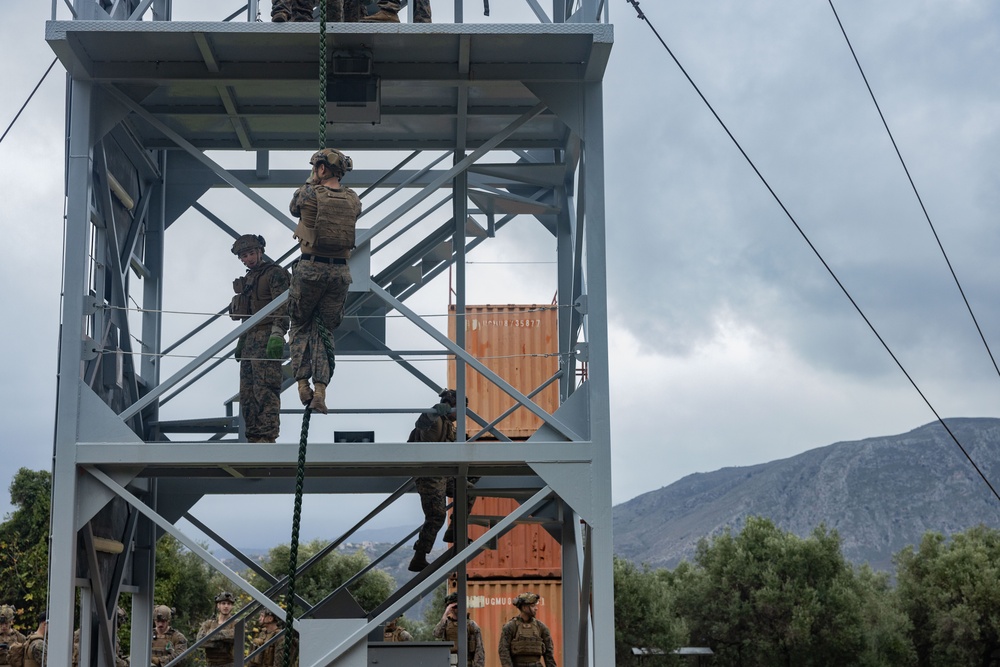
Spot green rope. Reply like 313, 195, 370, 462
281, 313, 339, 667
280, 10, 334, 661
319, 1, 328, 149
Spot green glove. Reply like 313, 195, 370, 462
234, 336, 245, 360
267, 334, 284, 360
433, 402, 452, 417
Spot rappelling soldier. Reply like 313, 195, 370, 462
288, 148, 361, 415
433, 593, 484, 667
152, 605, 188, 666
498, 593, 556, 667
230, 233, 290, 443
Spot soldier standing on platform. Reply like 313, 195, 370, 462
230, 234, 290, 443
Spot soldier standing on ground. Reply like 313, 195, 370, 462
433, 593, 485, 667
19, 611, 46, 667
250, 609, 297, 667
407, 389, 477, 572
288, 148, 361, 415
152, 605, 187, 666
0, 606, 25, 667
197, 592, 237, 667
498, 593, 556, 667
230, 234, 290, 443
382, 616, 412, 642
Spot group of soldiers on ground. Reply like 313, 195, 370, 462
0, 586, 553, 666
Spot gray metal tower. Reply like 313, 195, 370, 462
46, 1, 613, 665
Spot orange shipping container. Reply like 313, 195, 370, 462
456, 579, 563, 667
448, 305, 559, 439
465, 497, 562, 578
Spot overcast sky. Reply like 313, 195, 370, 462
1, 1, 999, 552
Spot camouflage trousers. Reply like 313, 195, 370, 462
273, 0, 370, 21
377, 0, 432, 22
240, 327, 283, 442
271, 0, 314, 21
289, 260, 351, 385
414, 477, 477, 553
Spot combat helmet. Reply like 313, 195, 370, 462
0, 605, 14, 623
443, 592, 459, 606
310, 148, 353, 177
154, 605, 172, 621
513, 592, 539, 608
231, 234, 265, 256
215, 591, 236, 604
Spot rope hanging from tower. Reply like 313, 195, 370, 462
281, 8, 334, 664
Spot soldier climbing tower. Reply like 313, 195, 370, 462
46, 1, 613, 665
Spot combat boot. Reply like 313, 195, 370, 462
297, 379, 313, 405
271, 9, 291, 21
442, 524, 454, 543
310, 382, 329, 414
408, 551, 430, 572
360, 7, 400, 22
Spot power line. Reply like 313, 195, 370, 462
0, 57, 57, 147
827, 0, 1000, 383
624, 0, 1000, 504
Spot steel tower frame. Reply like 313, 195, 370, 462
46, 1, 613, 665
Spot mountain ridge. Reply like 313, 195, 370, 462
612, 417, 1000, 570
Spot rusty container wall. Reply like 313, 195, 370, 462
465, 497, 562, 578
448, 305, 560, 439
459, 579, 564, 667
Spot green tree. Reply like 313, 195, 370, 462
251, 540, 395, 615
671, 516, 871, 666
895, 525, 1000, 666
153, 534, 216, 642
613, 556, 686, 665
0, 468, 52, 631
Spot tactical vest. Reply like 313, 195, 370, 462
21, 634, 43, 667
152, 628, 183, 659
292, 184, 359, 258
231, 262, 283, 325
0, 629, 25, 667
509, 620, 545, 658
444, 619, 478, 658
199, 620, 234, 666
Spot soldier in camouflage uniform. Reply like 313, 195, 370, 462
249, 609, 297, 667
433, 593, 484, 667
272, 0, 368, 22
361, 0, 431, 22
152, 605, 188, 666
197, 592, 237, 667
0, 605, 25, 667
19, 612, 46, 667
407, 389, 477, 572
270, 0, 313, 21
498, 593, 556, 667
231, 234, 290, 443
288, 149, 361, 415
382, 616, 412, 642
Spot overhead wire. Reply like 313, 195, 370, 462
0, 57, 58, 147
827, 0, 1000, 382
624, 0, 1000, 504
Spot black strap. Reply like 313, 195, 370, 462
300, 254, 346, 265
